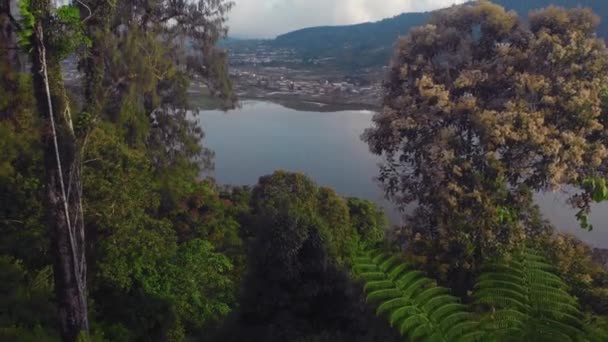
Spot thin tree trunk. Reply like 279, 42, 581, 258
29, 1, 89, 340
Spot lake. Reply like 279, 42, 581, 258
198, 100, 608, 248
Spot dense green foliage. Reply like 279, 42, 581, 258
80, 126, 237, 339
354, 251, 478, 341
220, 171, 398, 342
474, 250, 584, 340
0, 256, 56, 340
0, 63, 46, 270
1, 0, 244, 340
354, 248, 598, 341
2, 1, 608, 341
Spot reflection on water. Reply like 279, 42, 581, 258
198, 100, 608, 248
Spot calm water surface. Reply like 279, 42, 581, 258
198, 100, 608, 248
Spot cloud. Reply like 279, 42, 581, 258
227, 0, 466, 38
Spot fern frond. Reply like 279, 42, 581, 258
377, 297, 411, 316
389, 305, 417, 326
388, 263, 409, 280
423, 294, 461, 313
367, 289, 402, 302
353, 247, 589, 341
439, 312, 473, 332
353, 264, 377, 273
364, 280, 394, 293
476, 272, 522, 285
411, 321, 433, 340
394, 269, 425, 288
429, 303, 467, 322
525, 269, 566, 288
536, 308, 582, 327
474, 279, 526, 294
359, 271, 386, 281
399, 314, 428, 336
353, 248, 477, 341
372, 252, 390, 265
353, 256, 372, 264
379, 255, 399, 272
446, 320, 478, 340
536, 317, 585, 339
480, 309, 526, 330
474, 288, 528, 311
402, 277, 434, 298
474, 248, 585, 341
414, 287, 450, 306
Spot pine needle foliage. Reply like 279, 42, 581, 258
354, 248, 590, 341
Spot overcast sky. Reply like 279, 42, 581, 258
227, 0, 467, 38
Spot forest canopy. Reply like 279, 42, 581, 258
1, 1, 608, 342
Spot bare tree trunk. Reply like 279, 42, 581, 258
29, 1, 89, 340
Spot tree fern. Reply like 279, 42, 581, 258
353, 248, 591, 341
353, 250, 479, 341
474, 248, 585, 341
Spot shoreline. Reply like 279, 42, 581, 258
240, 95, 379, 112
190, 92, 380, 113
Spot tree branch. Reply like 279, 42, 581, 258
77, 0, 93, 23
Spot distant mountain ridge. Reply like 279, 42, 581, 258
253, 0, 608, 70
271, 12, 431, 68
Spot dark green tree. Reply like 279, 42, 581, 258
0, 256, 57, 341
22, 1, 91, 339
80, 124, 237, 339
223, 171, 398, 342
72, 1, 239, 339
4, 0, 237, 340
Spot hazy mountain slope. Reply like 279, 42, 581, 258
263, 0, 607, 70
271, 12, 430, 68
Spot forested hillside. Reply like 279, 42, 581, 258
272, 12, 430, 69
267, 0, 608, 69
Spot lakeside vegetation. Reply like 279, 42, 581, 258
1, 1, 608, 342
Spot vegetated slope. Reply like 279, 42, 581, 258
268, 0, 607, 70
272, 12, 430, 69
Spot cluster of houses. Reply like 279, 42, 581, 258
229, 47, 302, 67
231, 70, 381, 100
